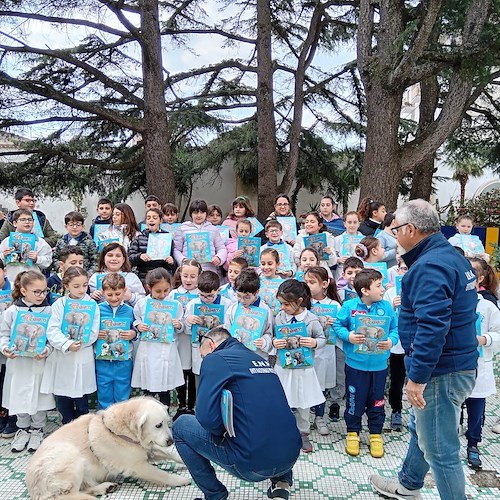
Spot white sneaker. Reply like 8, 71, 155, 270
27, 428, 44, 452
11, 428, 30, 453
492, 419, 500, 434
314, 416, 329, 435
370, 474, 422, 499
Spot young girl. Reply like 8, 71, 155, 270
132, 268, 184, 409
224, 218, 252, 270
42, 267, 100, 425
376, 213, 398, 268
334, 211, 362, 280
0, 271, 53, 452
259, 248, 284, 315
99, 203, 140, 251
207, 205, 223, 226
357, 197, 387, 236
162, 203, 179, 224
89, 242, 145, 307
293, 212, 337, 273
354, 236, 385, 263
319, 195, 345, 236
468, 257, 499, 308
305, 267, 342, 435
168, 259, 201, 415
222, 195, 256, 239
272, 280, 326, 452
297, 248, 332, 280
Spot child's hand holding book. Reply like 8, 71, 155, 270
34, 346, 50, 360
273, 338, 287, 349
376, 339, 393, 351
299, 337, 318, 348
68, 341, 82, 352
349, 330, 365, 345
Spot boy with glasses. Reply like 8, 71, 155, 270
260, 220, 296, 278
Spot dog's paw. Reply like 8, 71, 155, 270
106, 482, 119, 493
169, 475, 191, 487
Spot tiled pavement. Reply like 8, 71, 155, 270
1, 394, 499, 499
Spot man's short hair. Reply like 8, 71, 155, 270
394, 199, 440, 234
15, 188, 35, 201
265, 220, 282, 232
353, 269, 383, 296
234, 268, 260, 294
204, 326, 230, 344
64, 211, 85, 225
102, 272, 126, 291
197, 270, 220, 293
58, 246, 84, 262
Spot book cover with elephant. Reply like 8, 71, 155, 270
0, 290, 12, 313
95, 317, 131, 361
6, 232, 37, 266
146, 232, 173, 260
61, 299, 97, 344
191, 303, 225, 343
353, 315, 390, 355
237, 236, 261, 267
311, 304, 338, 345
259, 277, 283, 315
142, 299, 178, 343
186, 232, 212, 263
272, 243, 292, 274
275, 322, 314, 369
174, 292, 198, 308
276, 216, 297, 241
304, 233, 329, 261
340, 234, 364, 257
229, 304, 267, 351
8, 311, 51, 357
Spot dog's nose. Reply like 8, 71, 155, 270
167, 438, 174, 447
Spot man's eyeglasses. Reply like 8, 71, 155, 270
29, 289, 50, 297
66, 222, 84, 228
198, 334, 214, 345
17, 218, 34, 223
391, 223, 409, 236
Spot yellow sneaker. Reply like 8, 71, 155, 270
346, 432, 360, 456
370, 434, 384, 458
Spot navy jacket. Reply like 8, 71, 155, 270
399, 232, 478, 384
196, 337, 301, 469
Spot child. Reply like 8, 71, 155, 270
162, 203, 179, 224
207, 205, 223, 226
272, 280, 325, 452
334, 211, 362, 280
128, 207, 177, 281
259, 248, 284, 314
337, 256, 364, 302
96, 273, 136, 409
376, 213, 398, 268
354, 236, 385, 263
224, 218, 253, 270
222, 195, 257, 239
357, 197, 387, 236
220, 257, 248, 302
42, 267, 100, 425
138, 195, 162, 226
89, 197, 113, 239
0, 271, 53, 452
260, 220, 295, 278
99, 203, 140, 251
448, 215, 488, 259
224, 268, 274, 360
132, 268, 184, 410
319, 195, 345, 236
89, 242, 146, 307
468, 257, 499, 308
333, 269, 398, 458
304, 266, 342, 435
0, 209, 52, 283
183, 271, 232, 416
293, 212, 337, 273
52, 211, 98, 274
47, 246, 84, 303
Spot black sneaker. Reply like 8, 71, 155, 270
467, 445, 482, 469
329, 402, 340, 422
267, 480, 290, 500
2, 416, 18, 438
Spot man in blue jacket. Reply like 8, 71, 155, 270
370, 200, 477, 500
173, 327, 301, 500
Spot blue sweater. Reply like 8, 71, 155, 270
196, 337, 301, 469
334, 297, 399, 371
399, 232, 478, 384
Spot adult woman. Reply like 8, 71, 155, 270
265, 194, 298, 245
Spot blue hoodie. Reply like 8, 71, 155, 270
399, 232, 478, 384
196, 337, 301, 469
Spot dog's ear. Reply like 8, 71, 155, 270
134, 410, 149, 441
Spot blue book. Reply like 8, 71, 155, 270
311, 304, 338, 345
191, 303, 225, 343
96, 317, 131, 361
476, 312, 483, 357
230, 303, 267, 351
215, 225, 230, 243
32, 212, 44, 238
395, 275, 403, 297
142, 298, 178, 343
96, 236, 120, 251
174, 292, 198, 309
344, 287, 357, 300
6, 232, 37, 266
353, 315, 390, 355
276, 216, 297, 241
275, 322, 314, 369
61, 299, 97, 344
364, 262, 389, 286
237, 236, 261, 267
0, 290, 12, 313
459, 234, 485, 257
221, 389, 236, 438
8, 311, 50, 357
247, 217, 264, 237
296, 270, 304, 282
304, 233, 329, 261
272, 243, 293, 273
147, 232, 172, 260
160, 222, 182, 233
340, 234, 364, 257
259, 277, 283, 315
186, 232, 212, 263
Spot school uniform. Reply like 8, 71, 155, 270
219, 283, 238, 303
293, 229, 337, 271
88, 271, 145, 308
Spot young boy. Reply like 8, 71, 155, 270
224, 218, 253, 270
182, 271, 232, 419
220, 257, 248, 303
96, 273, 136, 410
139, 195, 162, 226
333, 269, 398, 458
337, 256, 364, 302
260, 220, 295, 278
53, 212, 98, 274
162, 203, 179, 224
448, 215, 488, 259
47, 246, 85, 303
223, 268, 274, 361
89, 198, 113, 239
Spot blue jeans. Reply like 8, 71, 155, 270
173, 415, 295, 500
398, 370, 476, 500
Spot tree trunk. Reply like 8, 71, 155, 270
460, 174, 468, 207
140, 0, 175, 203
256, 0, 278, 220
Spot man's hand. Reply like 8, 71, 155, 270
406, 379, 427, 409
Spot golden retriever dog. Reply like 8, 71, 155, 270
26, 397, 190, 499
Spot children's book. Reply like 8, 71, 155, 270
96, 317, 131, 361
142, 298, 178, 343
216, 225, 230, 243
247, 217, 264, 237
61, 299, 97, 344
96, 236, 120, 251
395, 275, 403, 297
364, 261, 389, 287
459, 234, 485, 257
174, 292, 198, 309
147, 232, 173, 260
272, 243, 293, 273
32, 212, 44, 238
276, 216, 297, 242
186, 232, 212, 263
476, 312, 483, 357
353, 315, 390, 355
6, 232, 37, 266
275, 322, 314, 369
160, 222, 182, 233
260, 277, 283, 315
344, 287, 358, 300
94, 272, 126, 290
0, 290, 12, 313
295, 270, 304, 282
8, 311, 50, 357
229, 303, 267, 351
311, 304, 338, 345
93, 224, 109, 245
221, 389, 236, 438
304, 233, 329, 261
191, 303, 225, 344
237, 236, 261, 267
340, 234, 364, 257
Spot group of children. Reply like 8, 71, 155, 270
0, 192, 498, 471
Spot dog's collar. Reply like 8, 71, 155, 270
100, 414, 141, 446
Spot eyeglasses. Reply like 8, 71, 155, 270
199, 292, 218, 300
266, 229, 280, 233
17, 218, 34, 223
198, 333, 214, 345
29, 289, 50, 297
275, 203, 289, 207
391, 223, 409, 236
66, 222, 83, 228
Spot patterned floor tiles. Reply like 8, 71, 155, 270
1, 396, 499, 499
